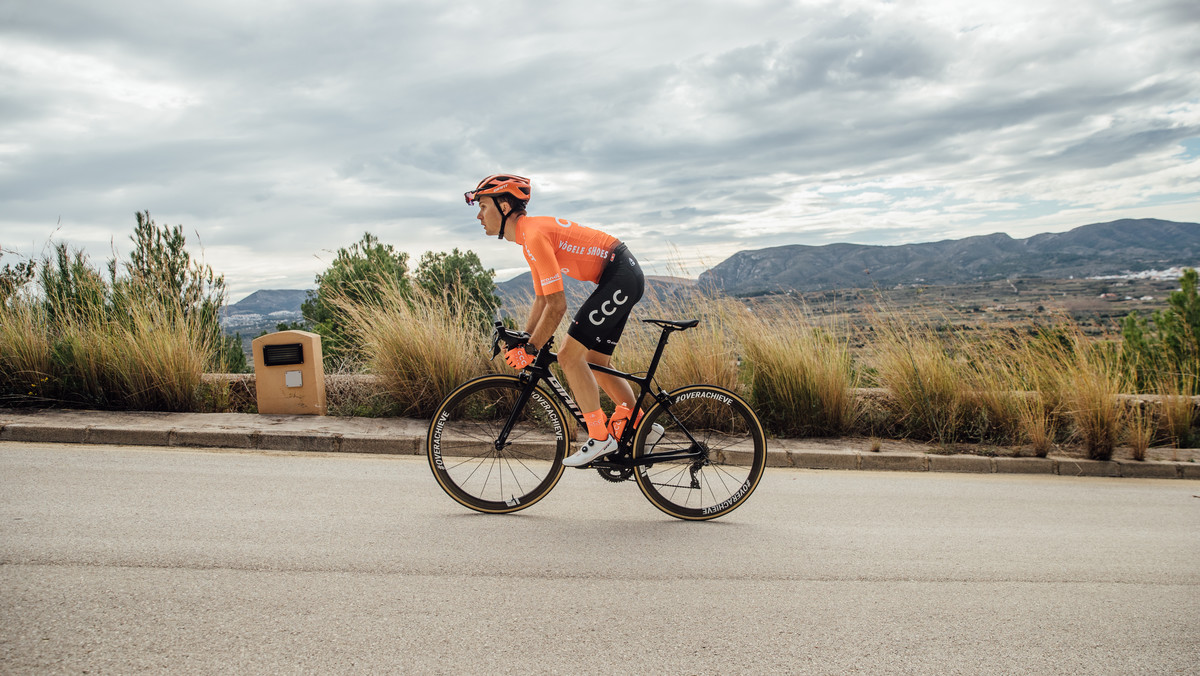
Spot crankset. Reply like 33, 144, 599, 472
595, 465, 634, 483
592, 450, 635, 483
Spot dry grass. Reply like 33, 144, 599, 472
1059, 335, 1127, 460
734, 302, 859, 437
105, 303, 213, 410
618, 289, 744, 395
0, 301, 54, 402
869, 318, 966, 445
9, 263, 1195, 452
1157, 375, 1196, 449
1, 297, 215, 410
337, 281, 494, 418
1125, 399, 1154, 462
964, 332, 1062, 455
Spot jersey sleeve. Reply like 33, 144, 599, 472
522, 231, 564, 296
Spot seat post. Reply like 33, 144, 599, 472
643, 325, 675, 383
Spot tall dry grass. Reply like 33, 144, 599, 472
242, 266, 1196, 453
0, 301, 54, 402
869, 318, 966, 445
734, 302, 859, 437
105, 303, 213, 410
1157, 374, 1196, 449
1125, 398, 1154, 462
0, 296, 216, 410
963, 331, 1062, 455
1057, 334, 1128, 460
618, 289, 745, 395
337, 281, 494, 418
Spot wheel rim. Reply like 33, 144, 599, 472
635, 386, 764, 520
429, 377, 567, 513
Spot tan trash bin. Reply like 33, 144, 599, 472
252, 330, 326, 415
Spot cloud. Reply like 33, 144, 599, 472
1, 0, 1197, 299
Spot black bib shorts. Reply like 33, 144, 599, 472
567, 243, 645, 355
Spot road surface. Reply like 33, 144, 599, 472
2, 442, 1197, 674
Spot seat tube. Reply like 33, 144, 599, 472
643, 329, 673, 382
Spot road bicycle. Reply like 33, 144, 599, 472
426, 319, 766, 520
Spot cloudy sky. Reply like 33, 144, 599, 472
2, 0, 1198, 301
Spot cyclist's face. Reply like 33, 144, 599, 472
477, 197, 504, 236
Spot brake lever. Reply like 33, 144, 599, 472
489, 321, 531, 360
489, 322, 503, 360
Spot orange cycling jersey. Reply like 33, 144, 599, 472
514, 215, 620, 296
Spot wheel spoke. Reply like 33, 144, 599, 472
634, 386, 765, 520
428, 377, 567, 513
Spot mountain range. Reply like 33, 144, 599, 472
697, 218, 1199, 296
494, 273, 696, 307
224, 218, 1198, 318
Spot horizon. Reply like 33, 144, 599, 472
220, 216, 1198, 304
2, 1, 1198, 303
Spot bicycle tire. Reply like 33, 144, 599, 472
427, 374, 570, 514
633, 384, 766, 520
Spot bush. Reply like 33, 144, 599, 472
0, 247, 36, 305
1122, 267, 1200, 394
0, 213, 228, 410
302, 233, 411, 365
303, 235, 501, 367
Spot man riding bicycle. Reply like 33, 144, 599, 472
466, 173, 656, 467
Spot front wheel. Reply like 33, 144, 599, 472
427, 374, 570, 514
633, 385, 766, 520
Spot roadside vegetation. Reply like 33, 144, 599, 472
3, 223, 1196, 458
1, 213, 239, 411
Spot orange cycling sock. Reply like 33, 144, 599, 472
583, 409, 609, 440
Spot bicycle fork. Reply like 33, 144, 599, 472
493, 376, 539, 452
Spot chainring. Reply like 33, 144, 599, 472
595, 465, 634, 482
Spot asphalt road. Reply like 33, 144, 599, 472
2, 441, 1197, 675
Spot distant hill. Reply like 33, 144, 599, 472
224, 289, 311, 317
495, 272, 697, 310
697, 218, 1200, 296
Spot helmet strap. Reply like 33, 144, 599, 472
498, 201, 512, 240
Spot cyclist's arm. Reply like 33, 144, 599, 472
526, 291, 566, 351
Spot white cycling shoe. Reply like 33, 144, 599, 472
563, 435, 617, 467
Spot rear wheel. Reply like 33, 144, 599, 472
427, 375, 569, 514
633, 385, 766, 520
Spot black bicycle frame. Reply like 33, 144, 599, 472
493, 324, 703, 466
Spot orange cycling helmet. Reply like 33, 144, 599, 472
465, 174, 531, 239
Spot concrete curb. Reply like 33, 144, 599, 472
2, 409, 1197, 479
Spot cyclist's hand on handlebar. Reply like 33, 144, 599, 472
505, 344, 538, 369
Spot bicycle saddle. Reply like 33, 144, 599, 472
642, 318, 700, 331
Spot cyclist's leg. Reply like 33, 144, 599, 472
589, 349, 636, 409
565, 243, 644, 410
567, 244, 643, 354
561, 247, 644, 465
558, 336, 603, 414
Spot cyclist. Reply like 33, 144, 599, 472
466, 173, 652, 467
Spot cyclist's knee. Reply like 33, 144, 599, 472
559, 336, 589, 363
586, 350, 613, 367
